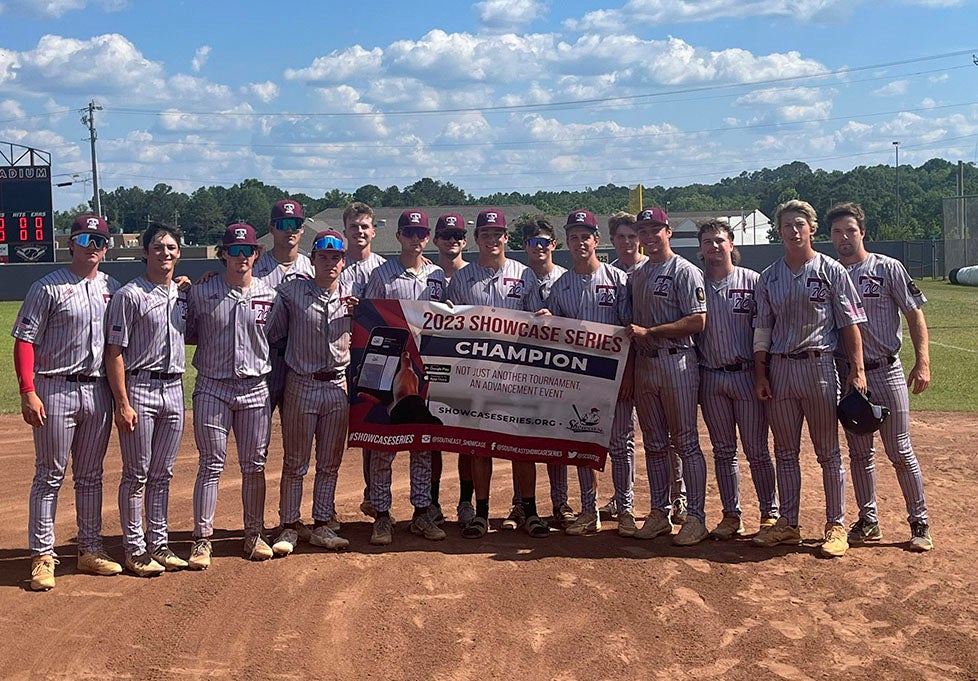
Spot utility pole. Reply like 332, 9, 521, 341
81, 100, 103, 218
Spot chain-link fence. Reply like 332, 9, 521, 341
944, 195, 978, 275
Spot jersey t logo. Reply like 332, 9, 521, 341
596, 285, 615, 307
652, 275, 672, 297
251, 300, 273, 325
503, 277, 524, 299
728, 288, 754, 313
427, 279, 444, 301
858, 275, 883, 298
806, 277, 829, 303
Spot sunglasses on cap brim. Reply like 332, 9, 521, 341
526, 236, 555, 248
73, 233, 108, 249
313, 235, 345, 252
399, 226, 430, 239
273, 218, 304, 231
437, 230, 466, 241
226, 245, 257, 258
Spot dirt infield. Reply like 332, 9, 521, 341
0, 412, 976, 680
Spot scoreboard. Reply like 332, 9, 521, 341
0, 165, 55, 263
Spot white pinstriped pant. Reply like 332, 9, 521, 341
769, 354, 845, 527
837, 359, 928, 525
29, 375, 113, 557
192, 375, 271, 537
118, 374, 185, 557
700, 368, 778, 520
368, 448, 432, 513
576, 398, 636, 514
634, 349, 707, 522
279, 372, 349, 525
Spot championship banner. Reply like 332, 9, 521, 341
348, 300, 631, 470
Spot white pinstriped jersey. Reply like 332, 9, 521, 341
186, 276, 277, 379
365, 259, 446, 302
106, 277, 187, 373
266, 278, 353, 375
629, 254, 707, 349
610, 256, 648, 277
698, 266, 758, 368
442, 261, 467, 285
756, 253, 866, 354
12, 268, 122, 376
842, 253, 925, 362
533, 264, 566, 303
339, 253, 386, 298
253, 252, 314, 289
445, 258, 543, 311
548, 264, 632, 326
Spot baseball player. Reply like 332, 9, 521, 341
752, 199, 867, 559
511, 215, 574, 530
626, 207, 710, 546
336, 202, 388, 521
545, 210, 634, 536
14, 214, 123, 591
827, 202, 933, 552
431, 213, 474, 526
362, 210, 447, 546
445, 208, 547, 539
696, 219, 778, 539
185, 223, 278, 568
265, 229, 354, 554
253, 199, 315, 411
105, 222, 189, 577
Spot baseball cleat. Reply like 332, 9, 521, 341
272, 527, 299, 556
821, 523, 849, 558
711, 515, 746, 541
30, 555, 57, 591
670, 498, 688, 525
243, 534, 274, 561
758, 516, 779, 529
187, 538, 212, 570
552, 502, 578, 528
751, 517, 802, 547
674, 517, 709, 546
309, 525, 350, 550
565, 511, 601, 536
635, 509, 673, 539
430, 504, 446, 526
456, 501, 476, 527
126, 552, 165, 578
847, 518, 883, 544
599, 497, 620, 520
410, 512, 447, 541
617, 511, 638, 537
77, 550, 123, 576
502, 504, 525, 531
370, 516, 394, 546
150, 545, 189, 571
908, 521, 933, 552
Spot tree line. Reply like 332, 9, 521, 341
53, 159, 976, 245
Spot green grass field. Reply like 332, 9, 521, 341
0, 278, 974, 414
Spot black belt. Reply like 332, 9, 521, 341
840, 355, 896, 371
705, 361, 751, 372
64, 374, 100, 383
638, 347, 686, 359
312, 369, 344, 381
130, 369, 182, 381
776, 351, 822, 360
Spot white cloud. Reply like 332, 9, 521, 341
242, 81, 279, 103
191, 46, 211, 73
0, 0, 125, 18
872, 80, 909, 97
474, 0, 547, 31
284, 46, 384, 84
158, 103, 256, 132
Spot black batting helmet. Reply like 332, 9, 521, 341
837, 390, 890, 435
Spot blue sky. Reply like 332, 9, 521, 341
1, 0, 977, 210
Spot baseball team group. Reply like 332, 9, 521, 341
13, 195, 933, 592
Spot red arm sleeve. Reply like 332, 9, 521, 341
13, 339, 36, 394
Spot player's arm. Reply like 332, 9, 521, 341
904, 307, 930, 394
105, 344, 137, 432
13, 340, 45, 428
839, 323, 867, 394
626, 312, 706, 342
752, 328, 773, 400
618, 343, 635, 400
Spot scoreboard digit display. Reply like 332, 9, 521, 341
0, 165, 55, 263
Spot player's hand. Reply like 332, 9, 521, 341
754, 376, 773, 401
444, 299, 455, 309
533, 308, 552, 317
114, 404, 138, 432
344, 296, 360, 315
846, 367, 868, 394
908, 361, 930, 394
174, 275, 192, 292
195, 270, 219, 285
624, 324, 651, 344
21, 391, 46, 428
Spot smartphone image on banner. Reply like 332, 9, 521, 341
355, 326, 410, 403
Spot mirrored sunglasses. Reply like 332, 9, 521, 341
313, 235, 345, 252
273, 218, 303, 232
437, 230, 466, 241
400, 226, 431, 239
226, 245, 256, 258
73, 233, 108, 249
526, 236, 554, 249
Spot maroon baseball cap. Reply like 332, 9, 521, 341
435, 213, 465, 236
398, 209, 429, 230
271, 199, 304, 221
563, 209, 599, 234
636, 207, 669, 227
311, 229, 346, 253
222, 223, 259, 247
475, 208, 506, 233
69, 214, 110, 237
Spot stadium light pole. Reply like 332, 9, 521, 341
892, 141, 900, 233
